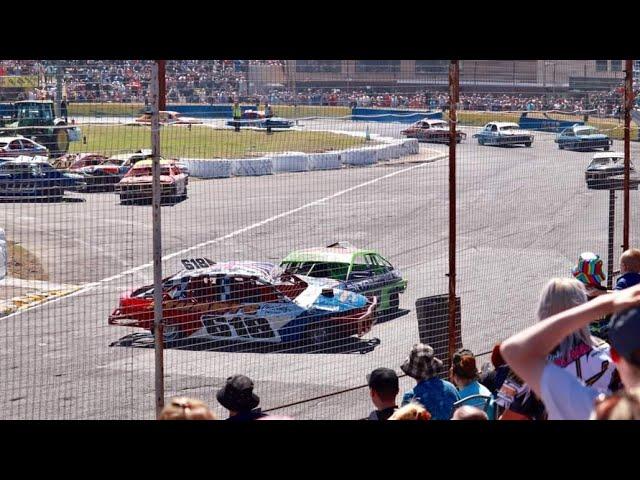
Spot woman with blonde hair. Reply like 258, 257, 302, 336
388, 402, 431, 421
159, 397, 217, 420
496, 278, 617, 420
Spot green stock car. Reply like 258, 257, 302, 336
280, 242, 407, 313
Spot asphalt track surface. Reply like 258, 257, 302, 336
2, 118, 640, 419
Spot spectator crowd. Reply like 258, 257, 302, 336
1, 60, 638, 119
158, 247, 640, 421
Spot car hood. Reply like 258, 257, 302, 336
292, 277, 368, 312
119, 175, 174, 184
500, 129, 530, 135
577, 134, 608, 140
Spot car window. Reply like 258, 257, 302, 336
226, 277, 261, 303
186, 275, 224, 303
9, 141, 22, 150
19, 140, 34, 149
0, 142, 7, 148
490, 124, 498, 132
564, 130, 574, 137
374, 254, 394, 270
366, 254, 388, 274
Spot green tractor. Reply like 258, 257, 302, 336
0, 100, 81, 158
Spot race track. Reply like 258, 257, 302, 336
2, 118, 639, 419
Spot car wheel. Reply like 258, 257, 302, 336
604, 145, 610, 151
525, 142, 532, 147
478, 138, 485, 145
386, 293, 400, 314
558, 144, 564, 150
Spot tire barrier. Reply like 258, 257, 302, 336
270, 152, 309, 173
232, 157, 273, 176
180, 159, 233, 178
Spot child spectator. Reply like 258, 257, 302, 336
449, 348, 495, 419
451, 405, 488, 420
388, 402, 431, 420
572, 252, 612, 338
616, 248, 640, 290
501, 283, 640, 420
572, 252, 608, 299
400, 343, 460, 420
159, 397, 217, 420
216, 374, 267, 421
366, 368, 399, 420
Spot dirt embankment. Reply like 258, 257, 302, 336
6, 241, 48, 281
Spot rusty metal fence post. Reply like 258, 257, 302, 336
623, 59, 632, 252
448, 60, 459, 364
152, 60, 165, 418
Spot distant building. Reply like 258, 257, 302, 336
282, 60, 626, 93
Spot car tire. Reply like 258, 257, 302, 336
387, 293, 400, 314
558, 144, 564, 150
604, 145, 610, 151
525, 142, 532, 147
478, 138, 485, 146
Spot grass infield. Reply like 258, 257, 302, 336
69, 103, 351, 119
69, 124, 368, 158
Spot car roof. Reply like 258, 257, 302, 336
132, 159, 176, 167
593, 152, 624, 159
2, 158, 51, 165
421, 119, 446, 124
0, 136, 27, 142
281, 242, 379, 264
171, 261, 279, 282
491, 122, 520, 128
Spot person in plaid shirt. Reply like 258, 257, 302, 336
400, 343, 460, 420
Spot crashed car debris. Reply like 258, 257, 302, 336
280, 242, 407, 313
108, 260, 377, 346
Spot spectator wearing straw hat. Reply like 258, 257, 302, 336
216, 374, 267, 421
400, 343, 460, 420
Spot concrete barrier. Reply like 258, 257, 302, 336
341, 148, 376, 166
270, 152, 309, 173
308, 152, 342, 170
232, 157, 273, 176
180, 159, 233, 178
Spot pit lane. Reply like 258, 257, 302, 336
2, 119, 639, 419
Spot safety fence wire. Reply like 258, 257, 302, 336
456, 60, 633, 357
1, 59, 637, 420
0, 60, 156, 418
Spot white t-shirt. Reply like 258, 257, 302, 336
547, 340, 614, 394
540, 363, 600, 420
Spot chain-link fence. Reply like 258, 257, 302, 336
0, 60, 637, 419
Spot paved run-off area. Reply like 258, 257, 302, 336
2, 118, 640, 419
